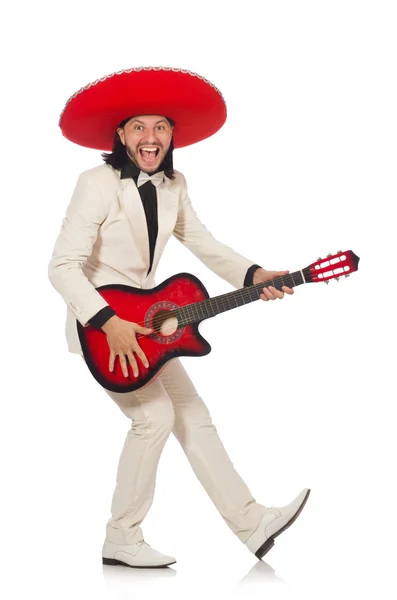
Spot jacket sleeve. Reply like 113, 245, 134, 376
244, 263, 262, 286
88, 305, 117, 330
172, 176, 259, 289
48, 170, 112, 326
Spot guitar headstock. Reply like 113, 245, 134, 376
306, 250, 360, 283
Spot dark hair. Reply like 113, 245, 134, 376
101, 115, 176, 179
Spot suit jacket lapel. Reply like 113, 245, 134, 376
152, 184, 179, 268
117, 175, 150, 266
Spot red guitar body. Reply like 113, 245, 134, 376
77, 273, 211, 393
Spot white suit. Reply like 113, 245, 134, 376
48, 163, 267, 546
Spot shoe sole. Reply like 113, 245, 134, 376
255, 488, 311, 560
102, 557, 176, 568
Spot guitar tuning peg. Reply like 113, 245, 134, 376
337, 250, 343, 254
345, 274, 350, 278
324, 280, 329, 285
335, 277, 340, 282
317, 257, 322, 261
327, 253, 332, 257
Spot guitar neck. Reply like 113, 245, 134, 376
175, 268, 311, 327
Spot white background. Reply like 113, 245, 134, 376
1, 1, 396, 599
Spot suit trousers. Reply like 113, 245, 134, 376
99, 357, 267, 546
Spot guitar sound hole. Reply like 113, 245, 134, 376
144, 301, 184, 344
152, 309, 179, 337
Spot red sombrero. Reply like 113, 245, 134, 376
59, 66, 227, 150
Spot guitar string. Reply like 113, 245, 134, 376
129, 273, 307, 336
102, 269, 349, 337
117, 273, 341, 335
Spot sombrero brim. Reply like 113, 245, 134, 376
59, 67, 227, 150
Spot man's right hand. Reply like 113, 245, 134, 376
101, 315, 153, 378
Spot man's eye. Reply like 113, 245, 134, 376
157, 126, 164, 130
134, 125, 143, 130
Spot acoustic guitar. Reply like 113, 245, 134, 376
78, 250, 359, 393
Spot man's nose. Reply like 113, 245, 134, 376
142, 129, 160, 144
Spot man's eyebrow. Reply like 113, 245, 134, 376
130, 118, 169, 125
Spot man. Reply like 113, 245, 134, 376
49, 66, 310, 569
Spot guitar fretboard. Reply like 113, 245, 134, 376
174, 269, 311, 327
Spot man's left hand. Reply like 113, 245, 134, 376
253, 268, 294, 301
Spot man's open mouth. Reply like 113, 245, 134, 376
139, 147, 160, 161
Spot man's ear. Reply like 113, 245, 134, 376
117, 127, 125, 145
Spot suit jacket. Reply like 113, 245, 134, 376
48, 163, 257, 354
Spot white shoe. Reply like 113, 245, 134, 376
245, 488, 310, 559
102, 539, 176, 568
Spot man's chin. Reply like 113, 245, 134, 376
140, 166, 160, 173
138, 160, 164, 173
